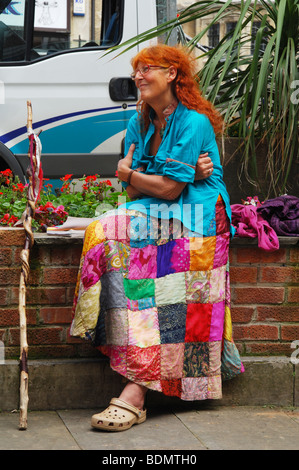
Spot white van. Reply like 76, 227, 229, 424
0, 0, 171, 184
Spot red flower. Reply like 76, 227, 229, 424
0, 213, 18, 226
0, 169, 13, 177
85, 175, 97, 183
17, 183, 25, 192
63, 174, 73, 180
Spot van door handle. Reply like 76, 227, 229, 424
109, 77, 137, 101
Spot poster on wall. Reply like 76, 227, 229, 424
34, 0, 69, 31
73, 0, 85, 16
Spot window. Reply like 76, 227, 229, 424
208, 23, 219, 48
0, 0, 124, 62
0, 0, 27, 61
33, 0, 124, 56
226, 21, 237, 36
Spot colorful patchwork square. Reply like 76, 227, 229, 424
108, 345, 127, 377
101, 210, 131, 244
209, 301, 225, 341
145, 216, 160, 244
71, 280, 101, 337
155, 272, 186, 306
209, 265, 226, 303
213, 233, 230, 268
118, 242, 131, 276
126, 345, 161, 381
81, 243, 107, 290
183, 342, 209, 377
207, 375, 222, 399
185, 270, 210, 304
82, 220, 105, 257
138, 380, 162, 393
208, 341, 222, 376
105, 308, 128, 346
160, 343, 184, 379
181, 377, 208, 400
185, 304, 213, 342
170, 238, 190, 273
127, 296, 156, 311
160, 217, 182, 241
161, 378, 182, 397
100, 271, 127, 309
221, 338, 243, 380
157, 240, 176, 277
189, 236, 216, 271
129, 213, 151, 247
123, 278, 155, 300
128, 245, 157, 279
128, 307, 160, 347
158, 304, 187, 344
225, 267, 231, 306
94, 308, 106, 346
104, 240, 122, 271
223, 305, 233, 342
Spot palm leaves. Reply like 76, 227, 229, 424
192, 0, 299, 197
113, 0, 299, 197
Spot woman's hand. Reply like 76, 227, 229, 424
117, 143, 135, 182
195, 153, 214, 180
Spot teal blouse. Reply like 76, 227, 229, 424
121, 101, 234, 237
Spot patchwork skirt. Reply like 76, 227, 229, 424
71, 196, 243, 401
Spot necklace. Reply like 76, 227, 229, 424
158, 117, 166, 138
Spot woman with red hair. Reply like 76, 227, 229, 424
71, 44, 243, 432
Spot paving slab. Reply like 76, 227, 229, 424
0, 410, 80, 450
175, 405, 299, 450
1, 406, 299, 451
58, 408, 206, 451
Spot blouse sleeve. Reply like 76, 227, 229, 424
162, 112, 213, 183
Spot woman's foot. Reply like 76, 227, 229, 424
91, 382, 147, 431
118, 381, 147, 410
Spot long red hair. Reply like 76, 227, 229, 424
131, 44, 224, 135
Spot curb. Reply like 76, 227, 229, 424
0, 356, 298, 411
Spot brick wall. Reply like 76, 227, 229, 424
0, 228, 298, 360
230, 240, 299, 355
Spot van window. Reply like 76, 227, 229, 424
0, 0, 124, 62
0, 0, 27, 61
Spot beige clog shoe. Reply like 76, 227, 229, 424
91, 398, 147, 431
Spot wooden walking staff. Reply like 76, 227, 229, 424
18, 101, 43, 430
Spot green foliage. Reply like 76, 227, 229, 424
0, 170, 130, 231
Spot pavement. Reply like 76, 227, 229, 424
1, 404, 299, 452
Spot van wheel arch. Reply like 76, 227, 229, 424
0, 142, 26, 183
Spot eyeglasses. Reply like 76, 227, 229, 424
130, 64, 167, 80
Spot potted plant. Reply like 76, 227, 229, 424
0, 169, 129, 231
